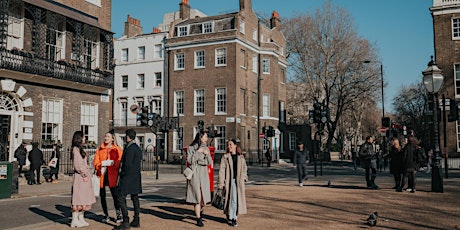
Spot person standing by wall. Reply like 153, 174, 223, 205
293, 141, 310, 187
218, 139, 248, 227
115, 129, 142, 230
388, 138, 404, 192
48, 143, 61, 183
94, 131, 123, 224
70, 131, 96, 228
14, 141, 27, 177
27, 142, 44, 185
359, 136, 379, 189
186, 131, 212, 227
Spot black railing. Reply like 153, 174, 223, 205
0, 48, 113, 88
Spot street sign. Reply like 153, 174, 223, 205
259, 133, 265, 139
380, 127, 386, 137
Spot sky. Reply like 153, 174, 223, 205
112, 0, 434, 113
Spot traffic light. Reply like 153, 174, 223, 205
320, 107, 330, 123
382, 117, 391, 128
267, 126, 275, 137
262, 126, 267, 135
313, 102, 322, 123
448, 98, 459, 122
136, 107, 149, 126
308, 110, 315, 124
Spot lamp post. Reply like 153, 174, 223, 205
422, 56, 444, 193
364, 61, 385, 157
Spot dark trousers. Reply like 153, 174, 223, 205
296, 163, 308, 183
50, 165, 59, 180
363, 159, 377, 187
100, 186, 121, 216
393, 173, 402, 189
118, 193, 140, 222
402, 168, 417, 190
29, 167, 41, 183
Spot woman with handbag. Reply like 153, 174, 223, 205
93, 131, 123, 224
48, 143, 60, 183
218, 139, 248, 227
186, 131, 212, 227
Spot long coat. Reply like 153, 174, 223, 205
14, 146, 27, 166
218, 153, 248, 215
71, 147, 96, 206
388, 146, 404, 174
186, 143, 213, 204
28, 147, 44, 170
117, 141, 142, 196
94, 143, 123, 188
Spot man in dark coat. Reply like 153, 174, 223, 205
115, 129, 142, 229
293, 141, 310, 187
27, 142, 44, 185
14, 141, 27, 177
359, 136, 379, 189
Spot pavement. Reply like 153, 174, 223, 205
5, 161, 460, 230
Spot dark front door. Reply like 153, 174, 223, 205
0, 115, 10, 161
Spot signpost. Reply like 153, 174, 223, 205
259, 133, 265, 139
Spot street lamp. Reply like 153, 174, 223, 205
364, 60, 386, 157
422, 56, 444, 193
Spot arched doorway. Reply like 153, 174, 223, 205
0, 93, 19, 161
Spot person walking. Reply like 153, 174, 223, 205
14, 141, 27, 177
48, 143, 61, 183
358, 136, 379, 189
27, 142, 44, 185
401, 136, 419, 193
94, 131, 123, 224
265, 147, 272, 167
186, 131, 212, 227
70, 131, 96, 228
293, 141, 310, 187
388, 138, 404, 192
218, 139, 248, 227
115, 129, 142, 230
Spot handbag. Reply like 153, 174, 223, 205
48, 158, 58, 168
183, 166, 195, 180
91, 173, 100, 197
212, 187, 226, 210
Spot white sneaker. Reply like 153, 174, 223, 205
405, 188, 412, 192
101, 216, 110, 223
299, 183, 303, 187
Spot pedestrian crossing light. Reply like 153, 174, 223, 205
136, 107, 149, 126
313, 102, 322, 123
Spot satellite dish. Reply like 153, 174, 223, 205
130, 104, 140, 114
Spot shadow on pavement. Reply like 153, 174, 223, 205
29, 206, 69, 226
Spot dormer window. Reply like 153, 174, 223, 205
203, 22, 213, 33
178, 26, 188, 37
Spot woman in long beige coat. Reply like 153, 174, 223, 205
186, 132, 212, 227
218, 139, 248, 227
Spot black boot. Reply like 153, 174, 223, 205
130, 217, 140, 228
114, 217, 130, 230
197, 217, 204, 227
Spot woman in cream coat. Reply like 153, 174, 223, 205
218, 139, 248, 227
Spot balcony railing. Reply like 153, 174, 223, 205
0, 48, 113, 88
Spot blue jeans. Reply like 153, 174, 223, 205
229, 179, 238, 220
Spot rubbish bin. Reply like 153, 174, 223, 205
0, 161, 13, 199
184, 146, 215, 193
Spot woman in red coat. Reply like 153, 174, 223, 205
94, 131, 123, 223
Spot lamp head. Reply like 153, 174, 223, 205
422, 56, 444, 93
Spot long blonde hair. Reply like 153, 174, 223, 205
392, 138, 401, 151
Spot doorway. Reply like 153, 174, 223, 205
0, 115, 10, 161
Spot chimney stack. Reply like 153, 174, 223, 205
179, 0, 191, 20
239, 0, 252, 11
124, 15, 143, 38
270, 11, 281, 29
152, 27, 162, 33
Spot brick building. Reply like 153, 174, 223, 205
165, 0, 287, 162
0, 0, 114, 161
430, 0, 460, 155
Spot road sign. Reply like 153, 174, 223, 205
380, 127, 386, 137
259, 133, 265, 139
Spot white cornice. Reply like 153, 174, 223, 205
431, 4, 460, 15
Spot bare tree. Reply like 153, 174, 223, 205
283, 2, 381, 152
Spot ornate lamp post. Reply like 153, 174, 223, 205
422, 56, 444, 193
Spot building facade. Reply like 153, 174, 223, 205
430, 0, 460, 155
113, 15, 168, 152
0, 0, 114, 161
165, 0, 287, 163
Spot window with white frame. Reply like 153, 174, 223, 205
175, 53, 185, 70
121, 75, 128, 89
252, 30, 257, 41
215, 48, 226, 66
7, 7, 23, 50
195, 50, 205, 68
453, 18, 460, 39
263, 93, 270, 117
173, 127, 184, 151
240, 49, 246, 68
178, 26, 188, 36
152, 99, 162, 115
215, 126, 226, 151
455, 64, 460, 96
138, 46, 145, 60
216, 88, 226, 114
46, 28, 65, 61
41, 98, 63, 145
263, 58, 270, 74
154, 44, 163, 58
239, 21, 245, 34
194, 89, 205, 115
203, 22, 213, 33
289, 132, 297, 151
82, 37, 99, 69
155, 72, 162, 87
120, 99, 127, 126
252, 56, 258, 73
122, 48, 128, 62
81, 102, 98, 144
135, 97, 145, 109
137, 74, 145, 89
174, 91, 184, 116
